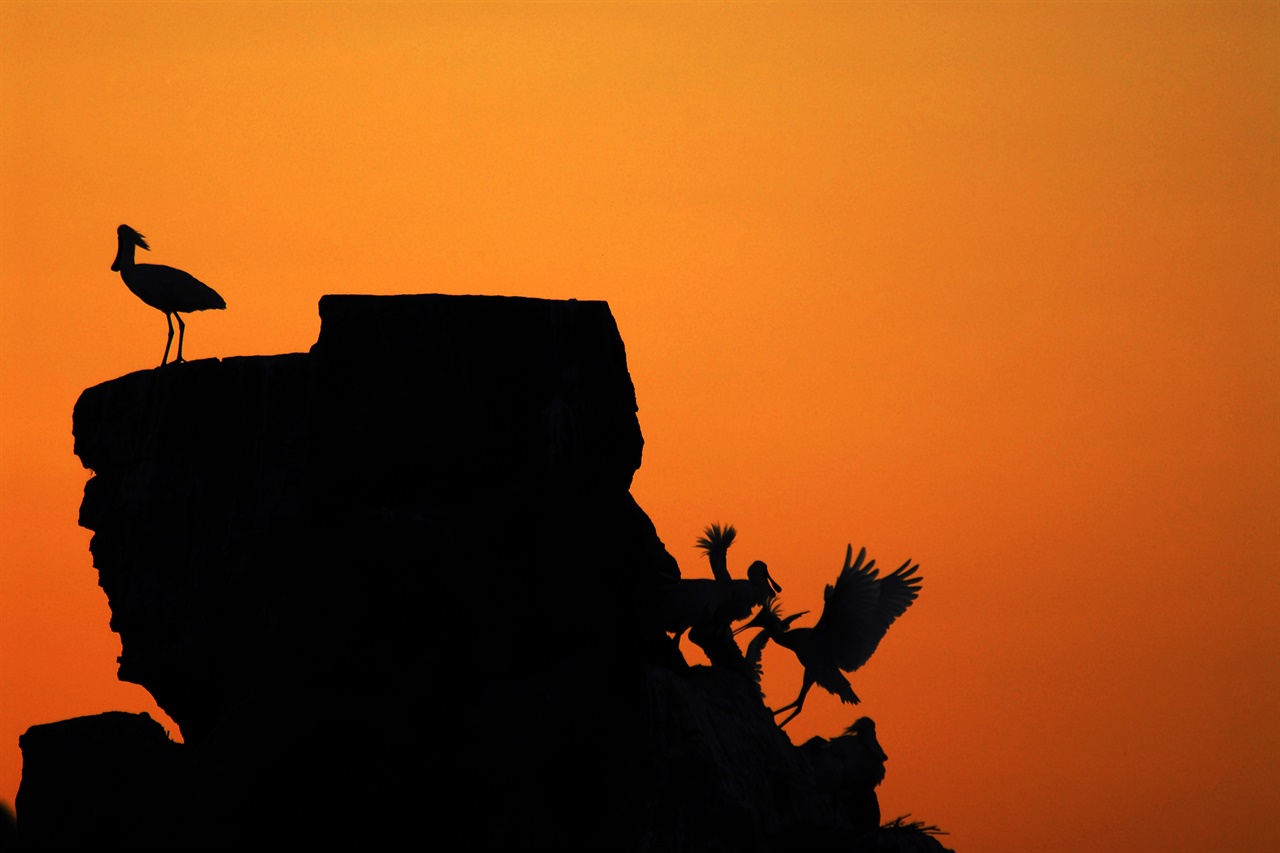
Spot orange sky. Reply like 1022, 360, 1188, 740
1, 3, 1277, 849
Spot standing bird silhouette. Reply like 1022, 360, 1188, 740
689, 522, 781, 678
111, 224, 225, 366
738, 545, 922, 726
653, 523, 784, 681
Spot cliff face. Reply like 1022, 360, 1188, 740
73, 295, 666, 745
19, 295, 944, 851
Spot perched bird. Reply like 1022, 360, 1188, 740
655, 560, 782, 648
799, 716, 888, 831
655, 522, 783, 679
111, 224, 225, 366
820, 717, 889, 791
739, 545, 922, 726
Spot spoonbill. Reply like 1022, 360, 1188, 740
111, 224, 225, 366
738, 545, 922, 726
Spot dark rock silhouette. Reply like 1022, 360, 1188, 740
17, 295, 948, 851
111, 224, 226, 366
15, 712, 184, 852
0, 799, 17, 852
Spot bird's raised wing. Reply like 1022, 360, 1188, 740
811, 545, 922, 673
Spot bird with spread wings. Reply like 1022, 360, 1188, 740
739, 544, 922, 726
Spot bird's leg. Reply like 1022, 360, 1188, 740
774, 678, 813, 728
161, 313, 175, 366
174, 313, 187, 363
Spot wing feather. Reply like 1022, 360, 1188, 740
812, 546, 922, 673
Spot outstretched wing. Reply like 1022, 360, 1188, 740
811, 545, 922, 673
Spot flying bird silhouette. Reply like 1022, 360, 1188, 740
111, 224, 225, 366
738, 545, 921, 726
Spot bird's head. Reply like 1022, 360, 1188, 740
746, 560, 783, 597
845, 716, 876, 738
845, 716, 888, 763
112, 225, 149, 270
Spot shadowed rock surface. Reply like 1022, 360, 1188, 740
16, 295, 950, 852
15, 713, 184, 852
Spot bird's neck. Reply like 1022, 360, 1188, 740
755, 611, 787, 642
771, 629, 799, 651
112, 241, 136, 272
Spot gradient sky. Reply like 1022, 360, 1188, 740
1, 3, 1277, 850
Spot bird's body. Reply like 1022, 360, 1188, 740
654, 561, 780, 639
741, 545, 921, 726
766, 616, 864, 708
111, 224, 225, 365
656, 571, 765, 677
654, 523, 783, 680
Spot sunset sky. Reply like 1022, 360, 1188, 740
1, 2, 1277, 849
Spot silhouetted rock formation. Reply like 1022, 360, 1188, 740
15, 712, 184, 852
17, 295, 948, 851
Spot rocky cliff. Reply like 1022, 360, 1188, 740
16, 295, 950, 852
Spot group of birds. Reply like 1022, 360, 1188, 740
108, 227, 925, 728
108, 224, 925, 726
111, 224, 225, 366
664, 523, 923, 728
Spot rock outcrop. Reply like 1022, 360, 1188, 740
16, 295, 950, 852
